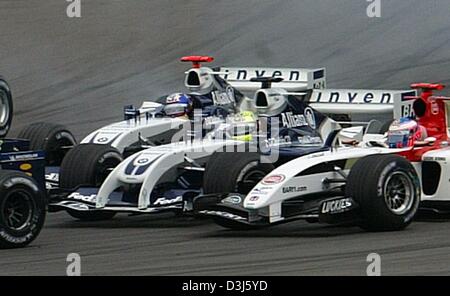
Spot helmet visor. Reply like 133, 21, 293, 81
164, 103, 188, 117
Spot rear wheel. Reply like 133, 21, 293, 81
0, 77, 13, 138
0, 170, 46, 249
18, 122, 77, 166
60, 144, 123, 221
346, 154, 420, 231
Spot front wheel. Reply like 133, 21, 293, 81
203, 149, 275, 230
346, 154, 420, 231
0, 170, 46, 249
203, 149, 275, 195
60, 144, 123, 221
18, 122, 77, 166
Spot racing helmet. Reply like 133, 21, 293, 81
387, 117, 425, 148
164, 93, 193, 117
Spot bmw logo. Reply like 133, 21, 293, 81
137, 158, 150, 165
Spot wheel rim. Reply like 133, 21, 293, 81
383, 171, 415, 215
236, 161, 267, 194
0, 89, 10, 127
2, 190, 35, 231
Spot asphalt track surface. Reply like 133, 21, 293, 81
2, 0, 450, 275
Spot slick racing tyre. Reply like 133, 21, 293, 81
204, 149, 275, 195
60, 144, 123, 221
0, 170, 46, 249
0, 77, 13, 138
346, 154, 420, 231
18, 122, 77, 166
203, 150, 275, 230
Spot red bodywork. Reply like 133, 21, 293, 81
399, 83, 449, 162
180, 56, 214, 68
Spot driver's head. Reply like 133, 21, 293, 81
164, 93, 193, 117
387, 117, 425, 148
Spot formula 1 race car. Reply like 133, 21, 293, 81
0, 77, 47, 249
24, 56, 324, 190
47, 70, 415, 222
194, 83, 450, 232
44, 57, 330, 220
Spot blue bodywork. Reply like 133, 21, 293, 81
0, 139, 46, 191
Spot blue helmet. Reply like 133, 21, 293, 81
164, 93, 193, 117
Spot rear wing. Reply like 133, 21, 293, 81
307, 89, 418, 118
217, 67, 326, 92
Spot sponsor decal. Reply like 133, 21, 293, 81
68, 192, 97, 203
321, 198, 353, 214
281, 112, 308, 128
249, 196, 259, 202
8, 153, 40, 161
282, 186, 307, 194
225, 85, 236, 102
220, 68, 305, 82
153, 196, 183, 206
304, 107, 316, 129
213, 90, 234, 106
251, 188, 270, 195
59, 201, 90, 211
19, 163, 32, 171
261, 174, 285, 185
222, 195, 242, 205
200, 210, 247, 221
46, 172, 59, 180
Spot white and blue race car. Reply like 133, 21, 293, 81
46, 68, 414, 222
194, 83, 450, 232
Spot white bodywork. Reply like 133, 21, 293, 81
81, 116, 188, 152
95, 139, 242, 209
237, 140, 450, 223
243, 146, 406, 223
421, 147, 450, 201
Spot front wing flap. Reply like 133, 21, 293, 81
48, 187, 184, 214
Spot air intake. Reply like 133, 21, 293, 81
186, 71, 200, 87
256, 91, 268, 107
